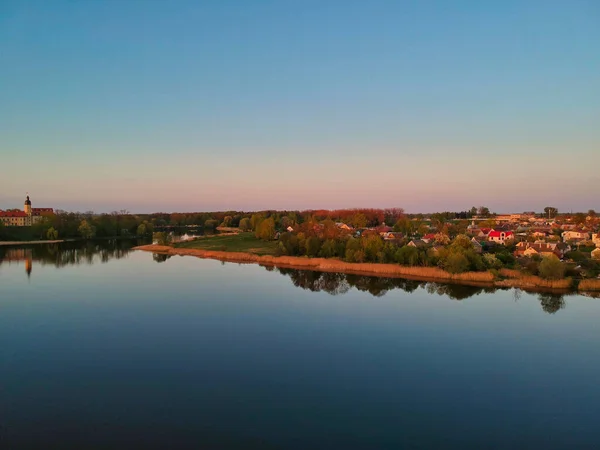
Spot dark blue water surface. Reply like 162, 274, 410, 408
1, 242, 599, 449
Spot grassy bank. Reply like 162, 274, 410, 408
175, 233, 278, 256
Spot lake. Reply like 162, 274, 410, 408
1, 241, 599, 449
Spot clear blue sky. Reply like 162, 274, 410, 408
1, 0, 598, 213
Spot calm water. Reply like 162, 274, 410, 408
1, 241, 599, 449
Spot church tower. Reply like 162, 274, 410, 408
24, 195, 32, 216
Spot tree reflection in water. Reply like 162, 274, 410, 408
0, 239, 141, 275
152, 253, 172, 263
273, 267, 569, 314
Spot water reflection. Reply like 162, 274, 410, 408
273, 266, 568, 314
0, 239, 142, 278
0, 241, 575, 314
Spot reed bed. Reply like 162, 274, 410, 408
134, 245, 494, 284
497, 268, 572, 289
578, 279, 600, 292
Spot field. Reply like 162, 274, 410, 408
175, 232, 278, 255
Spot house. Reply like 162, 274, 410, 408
592, 248, 600, 260
488, 230, 514, 245
592, 233, 600, 247
561, 230, 590, 242
515, 242, 562, 259
335, 222, 352, 231
286, 226, 294, 232
422, 233, 437, 244
381, 232, 401, 241
407, 239, 427, 248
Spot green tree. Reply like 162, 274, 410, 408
444, 252, 470, 274
319, 239, 337, 258
393, 218, 413, 235
239, 217, 251, 231
306, 236, 321, 257
543, 206, 558, 219
152, 232, 172, 246
204, 219, 219, 230
78, 220, 96, 239
449, 234, 473, 251
136, 223, 147, 236
538, 255, 565, 280
46, 227, 59, 240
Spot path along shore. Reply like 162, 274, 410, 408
134, 244, 599, 294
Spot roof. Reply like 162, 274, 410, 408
489, 230, 514, 238
0, 210, 28, 217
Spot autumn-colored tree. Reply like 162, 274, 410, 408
350, 213, 368, 229
255, 218, 275, 241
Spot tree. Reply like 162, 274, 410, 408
434, 233, 450, 245
152, 232, 172, 246
393, 218, 413, 235
255, 218, 275, 241
543, 206, 558, 219
136, 223, 147, 236
47, 227, 59, 240
306, 236, 321, 257
478, 206, 490, 217
204, 219, 219, 230
538, 255, 565, 280
449, 234, 473, 251
239, 218, 251, 231
470, 206, 478, 217
350, 213, 368, 229
444, 252, 470, 274
78, 220, 96, 239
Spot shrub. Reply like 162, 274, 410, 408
538, 255, 565, 280
444, 252, 470, 274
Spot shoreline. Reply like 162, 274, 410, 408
0, 239, 65, 246
134, 244, 597, 294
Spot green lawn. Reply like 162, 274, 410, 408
174, 232, 278, 255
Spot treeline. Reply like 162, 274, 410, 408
275, 230, 520, 275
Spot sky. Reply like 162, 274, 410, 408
1, 0, 598, 214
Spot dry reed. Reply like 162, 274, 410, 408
578, 279, 600, 292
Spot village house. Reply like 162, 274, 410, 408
408, 239, 427, 248
592, 248, 600, 260
515, 242, 563, 259
421, 233, 437, 244
335, 222, 353, 231
488, 230, 514, 245
561, 230, 590, 242
380, 231, 401, 241
592, 233, 600, 247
